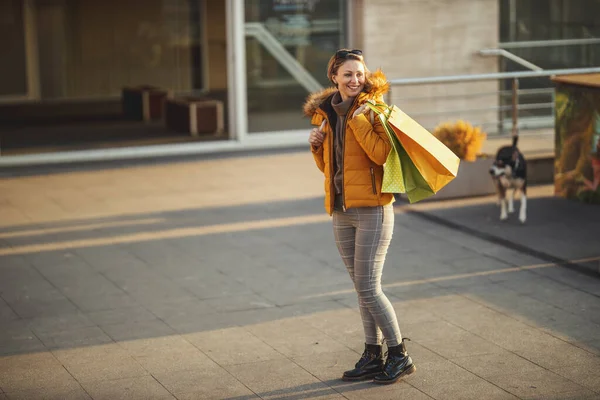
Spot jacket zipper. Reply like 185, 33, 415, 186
327, 115, 335, 214
370, 167, 377, 195
341, 96, 361, 212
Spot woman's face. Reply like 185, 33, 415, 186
333, 59, 365, 101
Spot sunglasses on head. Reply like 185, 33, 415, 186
336, 49, 363, 58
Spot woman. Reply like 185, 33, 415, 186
303, 49, 415, 384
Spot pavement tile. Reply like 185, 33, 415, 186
135, 351, 217, 376
0, 351, 59, 373
549, 356, 600, 393
451, 351, 544, 380
176, 387, 259, 400
486, 369, 586, 399
404, 342, 447, 365
36, 326, 114, 350
100, 319, 176, 342
171, 273, 256, 300
124, 286, 197, 307
0, 321, 46, 356
513, 340, 599, 370
532, 266, 600, 297
81, 375, 175, 400
8, 297, 79, 319
256, 282, 353, 307
61, 352, 148, 384
115, 334, 200, 358
405, 360, 481, 387
26, 252, 93, 277
292, 307, 364, 345
226, 358, 342, 399
0, 299, 18, 323
74, 245, 149, 272
576, 340, 600, 356
418, 375, 520, 400
339, 384, 433, 400
51, 343, 131, 366
383, 281, 442, 298
291, 351, 363, 382
538, 316, 600, 343
153, 367, 256, 399
389, 298, 442, 326
200, 294, 276, 313
3, 386, 91, 400
143, 298, 215, 322
417, 334, 505, 359
85, 306, 158, 326
524, 389, 600, 400
54, 278, 126, 300
401, 319, 471, 343
446, 255, 515, 273
183, 326, 284, 366
245, 318, 349, 358
66, 292, 139, 312
25, 313, 97, 335
0, 352, 79, 393
498, 274, 576, 298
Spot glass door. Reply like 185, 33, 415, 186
0, 0, 33, 101
244, 0, 348, 133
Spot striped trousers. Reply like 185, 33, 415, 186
333, 203, 402, 346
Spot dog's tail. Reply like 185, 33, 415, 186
512, 135, 519, 148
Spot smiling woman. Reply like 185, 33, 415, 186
304, 49, 416, 385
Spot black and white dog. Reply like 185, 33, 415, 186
489, 136, 527, 223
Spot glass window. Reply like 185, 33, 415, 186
0, 0, 28, 97
499, 0, 600, 120
245, 0, 348, 133
500, 0, 600, 70
33, 0, 205, 100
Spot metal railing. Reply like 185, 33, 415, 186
245, 22, 323, 93
387, 67, 600, 136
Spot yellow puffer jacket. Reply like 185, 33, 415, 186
303, 70, 394, 215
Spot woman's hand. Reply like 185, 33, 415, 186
352, 103, 369, 119
308, 120, 326, 147
352, 99, 376, 119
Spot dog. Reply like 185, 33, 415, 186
489, 136, 527, 223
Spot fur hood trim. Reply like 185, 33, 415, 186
302, 69, 389, 117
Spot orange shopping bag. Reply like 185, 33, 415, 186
385, 106, 460, 193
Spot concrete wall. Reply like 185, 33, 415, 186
359, 0, 500, 132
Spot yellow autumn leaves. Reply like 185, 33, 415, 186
433, 120, 487, 162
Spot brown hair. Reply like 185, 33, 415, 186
326, 48, 372, 92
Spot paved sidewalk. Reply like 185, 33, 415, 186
0, 150, 599, 400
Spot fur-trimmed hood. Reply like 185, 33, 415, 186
302, 69, 389, 117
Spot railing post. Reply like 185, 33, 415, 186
512, 78, 519, 139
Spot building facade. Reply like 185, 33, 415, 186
0, 0, 598, 163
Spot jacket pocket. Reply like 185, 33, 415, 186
370, 167, 377, 195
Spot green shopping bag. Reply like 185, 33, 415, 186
378, 107, 406, 194
367, 103, 436, 203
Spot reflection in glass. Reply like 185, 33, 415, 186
245, 0, 347, 133
0, 0, 28, 97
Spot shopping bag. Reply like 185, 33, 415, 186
386, 106, 460, 193
367, 103, 460, 199
369, 105, 437, 203
378, 107, 406, 193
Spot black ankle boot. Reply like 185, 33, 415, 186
373, 338, 416, 384
342, 343, 384, 381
